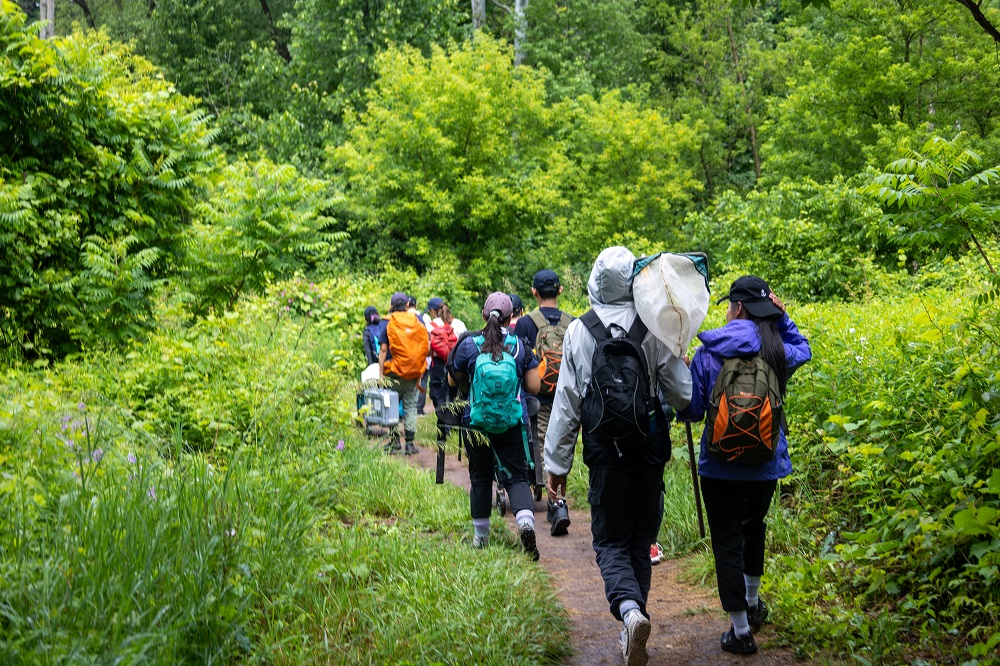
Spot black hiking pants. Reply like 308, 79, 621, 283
464, 424, 534, 520
428, 359, 454, 442
589, 464, 665, 621
700, 476, 777, 612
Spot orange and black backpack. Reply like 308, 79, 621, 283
528, 309, 573, 395
706, 355, 785, 464
385, 312, 428, 379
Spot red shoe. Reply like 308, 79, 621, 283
650, 543, 664, 565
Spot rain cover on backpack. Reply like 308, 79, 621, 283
385, 311, 428, 379
469, 334, 523, 434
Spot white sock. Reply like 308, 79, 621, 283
473, 518, 490, 537
515, 509, 534, 529
744, 574, 761, 608
729, 610, 751, 637
620, 600, 641, 620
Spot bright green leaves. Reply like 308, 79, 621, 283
954, 505, 999, 538
688, 177, 889, 300
0, 11, 220, 355
335, 35, 704, 290
183, 159, 342, 317
548, 91, 702, 268
863, 134, 1000, 273
334, 35, 561, 291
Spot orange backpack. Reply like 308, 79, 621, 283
385, 312, 429, 379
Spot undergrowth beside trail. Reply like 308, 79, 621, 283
0, 293, 568, 665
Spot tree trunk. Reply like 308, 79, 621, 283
513, 0, 527, 65
258, 0, 292, 62
71, 0, 96, 29
39, 0, 55, 38
726, 16, 761, 181
472, 0, 486, 30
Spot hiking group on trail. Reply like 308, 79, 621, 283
358, 250, 812, 666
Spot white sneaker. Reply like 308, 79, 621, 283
619, 609, 651, 666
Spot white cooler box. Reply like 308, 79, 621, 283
362, 388, 400, 427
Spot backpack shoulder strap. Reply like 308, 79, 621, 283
580, 310, 610, 342
527, 309, 547, 330
473, 335, 485, 352
626, 314, 648, 342
557, 311, 573, 328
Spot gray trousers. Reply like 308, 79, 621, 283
385, 374, 419, 436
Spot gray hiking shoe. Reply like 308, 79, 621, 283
620, 609, 651, 666
518, 522, 539, 561
472, 533, 489, 549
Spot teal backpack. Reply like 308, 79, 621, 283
469, 334, 523, 434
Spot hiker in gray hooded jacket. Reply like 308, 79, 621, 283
544, 246, 692, 666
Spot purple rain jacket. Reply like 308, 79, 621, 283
678, 315, 812, 481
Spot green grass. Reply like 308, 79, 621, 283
0, 297, 570, 665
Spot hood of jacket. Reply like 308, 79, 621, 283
697, 319, 761, 358
587, 246, 635, 306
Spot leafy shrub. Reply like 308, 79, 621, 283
769, 279, 1000, 660
0, 283, 569, 664
863, 133, 1000, 273
182, 159, 344, 317
687, 177, 902, 301
0, 4, 219, 354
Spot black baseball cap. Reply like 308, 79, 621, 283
508, 293, 524, 314
717, 276, 782, 318
533, 269, 560, 290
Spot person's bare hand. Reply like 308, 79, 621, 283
770, 293, 786, 313
547, 473, 567, 501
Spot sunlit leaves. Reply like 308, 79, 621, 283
863, 133, 1000, 272
0, 6, 220, 354
183, 159, 342, 317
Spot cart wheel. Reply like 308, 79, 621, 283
496, 490, 508, 517
533, 485, 543, 502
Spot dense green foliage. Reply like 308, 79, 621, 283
5, 0, 1000, 662
0, 8, 217, 353
0, 294, 568, 664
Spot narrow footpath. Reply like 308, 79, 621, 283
406, 442, 813, 665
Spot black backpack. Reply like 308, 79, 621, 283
580, 311, 658, 451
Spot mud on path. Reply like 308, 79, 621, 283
403, 437, 812, 665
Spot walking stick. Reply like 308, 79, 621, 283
436, 441, 445, 484
685, 422, 706, 539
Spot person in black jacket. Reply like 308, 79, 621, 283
362, 306, 385, 367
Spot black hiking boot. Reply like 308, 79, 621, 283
721, 626, 758, 655
547, 499, 571, 536
748, 596, 769, 632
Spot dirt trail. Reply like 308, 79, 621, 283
404, 438, 812, 665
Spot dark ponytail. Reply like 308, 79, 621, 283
480, 311, 511, 362
749, 313, 787, 396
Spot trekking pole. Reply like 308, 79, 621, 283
685, 422, 706, 539
436, 439, 445, 484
